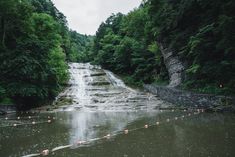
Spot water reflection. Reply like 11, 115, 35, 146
2, 63, 235, 157
1, 111, 235, 157
66, 111, 158, 144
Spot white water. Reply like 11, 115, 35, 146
69, 63, 92, 108
54, 63, 171, 112
104, 70, 135, 92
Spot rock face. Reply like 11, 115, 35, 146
159, 43, 185, 87
144, 84, 235, 112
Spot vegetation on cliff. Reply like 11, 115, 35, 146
88, 0, 235, 95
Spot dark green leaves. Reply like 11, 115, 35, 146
0, 0, 71, 108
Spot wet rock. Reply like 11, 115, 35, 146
91, 92, 121, 97
89, 81, 110, 86
74, 107, 81, 110
55, 97, 73, 106
128, 97, 149, 101
144, 84, 235, 112
85, 105, 98, 108
114, 100, 127, 103
46, 108, 51, 111
86, 88, 108, 91
90, 72, 106, 77
93, 99, 99, 103
0, 109, 7, 115
92, 98, 106, 104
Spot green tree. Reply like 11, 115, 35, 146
0, 0, 71, 108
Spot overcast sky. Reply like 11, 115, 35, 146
51, 0, 142, 35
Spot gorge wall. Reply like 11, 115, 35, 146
159, 43, 185, 87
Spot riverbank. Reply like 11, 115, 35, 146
0, 105, 17, 115
144, 84, 235, 112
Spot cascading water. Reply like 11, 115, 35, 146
56, 63, 94, 111
104, 70, 135, 92
54, 63, 170, 112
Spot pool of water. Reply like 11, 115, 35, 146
1, 63, 235, 157
0, 111, 235, 157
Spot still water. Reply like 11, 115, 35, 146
0, 63, 235, 157
0, 111, 235, 157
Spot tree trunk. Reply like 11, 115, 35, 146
158, 42, 185, 87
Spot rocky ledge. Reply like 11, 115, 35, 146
144, 84, 235, 112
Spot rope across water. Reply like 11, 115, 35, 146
0, 115, 56, 128
20, 109, 204, 157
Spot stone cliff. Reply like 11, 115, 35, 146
159, 43, 185, 87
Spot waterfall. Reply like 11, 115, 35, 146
53, 62, 169, 112
104, 70, 135, 92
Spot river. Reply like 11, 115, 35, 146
0, 63, 235, 157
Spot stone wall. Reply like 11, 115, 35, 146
144, 84, 235, 112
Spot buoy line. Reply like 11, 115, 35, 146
0, 110, 56, 120
0, 111, 41, 118
0, 115, 57, 121
0, 116, 61, 128
21, 109, 204, 157
0, 120, 53, 128
0, 116, 40, 121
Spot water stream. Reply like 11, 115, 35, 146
55, 63, 169, 112
0, 63, 235, 157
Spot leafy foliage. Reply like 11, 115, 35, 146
0, 0, 91, 108
91, 7, 167, 85
89, 0, 234, 95
67, 31, 94, 62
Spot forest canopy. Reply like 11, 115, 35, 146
0, 0, 92, 108
0, 0, 234, 109
89, 0, 235, 95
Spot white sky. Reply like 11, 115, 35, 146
51, 0, 142, 35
